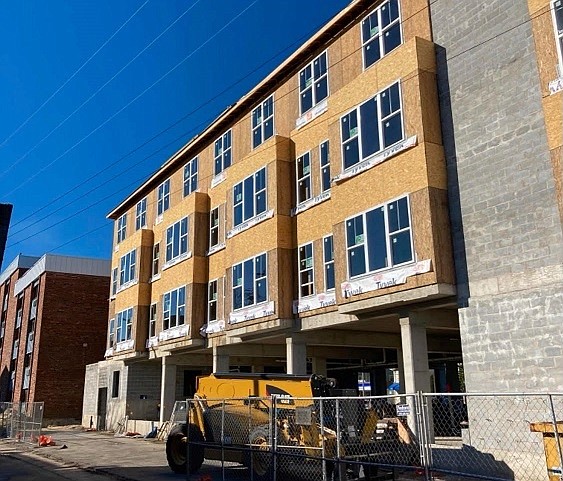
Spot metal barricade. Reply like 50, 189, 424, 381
0, 402, 44, 443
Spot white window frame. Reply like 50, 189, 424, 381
320, 140, 331, 193
23, 366, 31, 390
165, 217, 189, 263
111, 268, 118, 296
119, 249, 136, 287
340, 81, 403, 170
298, 242, 315, 298
296, 152, 312, 205
209, 207, 220, 249
553, 0, 563, 73
149, 303, 157, 338
361, 0, 402, 70
214, 130, 232, 175
323, 235, 335, 291
233, 167, 267, 227
157, 179, 171, 217
116, 307, 133, 342
232, 253, 268, 310
252, 95, 275, 149
108, 318, 115, 347
116, 214, 127, 243
163, 286, 186, 330
345, 195, 413, 279
183, 157, 198, 197
208, 279, 218, 322
299, 50, 329, 115
135, 198, 147, 230
152, 243, 160, 277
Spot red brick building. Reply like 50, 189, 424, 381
0, 254, 110, 422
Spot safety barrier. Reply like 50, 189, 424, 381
0, 402, 44, 443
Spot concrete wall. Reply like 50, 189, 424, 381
430, 0, 563, 392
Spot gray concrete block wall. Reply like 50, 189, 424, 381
430, 0, 563, 392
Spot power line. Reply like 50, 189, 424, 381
3, 0, 259, 200
0, 0, 202, 182
0, 0, 150, 169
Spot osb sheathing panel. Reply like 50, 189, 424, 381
208, 250, 227, 280
193, 211, 209, 258
111, 226, 153, 270
528, 0, 550, 15
401, 0, 432, 42
151, 254, 208, 302
542, 93, 563, 151
333, 187, 450, 306
276, 80, 299, 138
189, 282, 207, 336
134, 304, 149, 349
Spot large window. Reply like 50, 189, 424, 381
553, 0, 563, 69
296, 152, 312, 204
346, 196, 412, 278
341, 82, 403, 169
320, 141, 331, 193
214, 130, 232, 175
165, 217, 188, 263
149, 303, 157, 338
362, 0, 402, 69
119, 250, 136, 286
116, 214, 127, 243
209, 207, 220, 249
208, 280, 218, 322
323, 235, 335, 291
299, 243, 314, 297
233, 168, 267, 226
116, 307, 133, 342
152, 243, 160, 277
232, 254, 267, 310
252, 95, 274, 148
135, 198, 147, 230
163, 286, 186, 330
157, 179, 171, 216
299, 50, 328, 114
183, 157, 198, 197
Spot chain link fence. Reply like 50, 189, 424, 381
0, 402, 44, 443
182, 393, 563, 481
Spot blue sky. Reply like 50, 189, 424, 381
0, 0, 350, 270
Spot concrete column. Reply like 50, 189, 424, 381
396, 347, 405, 394
286, 336, 307, 375
311, 357, 327, 377
159, 357, 177, 424
213, 345, 230, 373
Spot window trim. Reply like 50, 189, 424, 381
116, 214, 127, 243
119, 249, 137, 288
345, 195, 414, 280
163, 285, 186, 331
298, 242, 315, 298
361, 0, 402, 70
157, 179, 171, 217
165, 217, 189, 265
214, 129, 232, 176
149, 303, 157, 338
232, 252, 268, 311
552, 0, 563, 73
251, 94, 275, 149
208, 279, 218, 323
296, 151, 312, 205
319, 140, 331, 193
135, 198, 147, 231
183, 157, 198, 197
151, 243, 160, 279
116, 307, 134, 342
299, 50, 329, 115
340, 81, 404, 171
233, 167, 267, 227
111, 267, 118, 296
323, 234, 335, 291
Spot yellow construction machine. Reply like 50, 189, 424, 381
165, 373, 417, 480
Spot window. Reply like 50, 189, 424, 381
553, 0, 563, 70
341, 82, 403, 169
111, 268, 118, 296
299, 50, 328, 114
183, 157, 198, 197
163, 286, 186, 330
152, 243, 160, 277
252, 95, 274, 148
232, 254, 267, 310
149, 303, 157, 338
15, 296, 23, 328
165, 217, 188, 263
157, 179, 171, 216
108, 318, 115, 347
112, 371, 120, 398
135, 198, 147, 230
214, 130, 232, 175
346, 196, 412, 278
320, 141, 331, 192
12, 339, 18, 359
233, 168, 267, 226
209, 207, 220, 249
299, 243, 314, 297
119, 250, 136, 286
362, 0, 402, 69
323, 235, 335, 291
116, 308, 133, 342
296, 152, 312, 204
23, 366, 31, 390
208, 280, 218, 322
116, 214, 127, 243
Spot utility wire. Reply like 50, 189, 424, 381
0, 0, 150, 169
0, 0, 202, 181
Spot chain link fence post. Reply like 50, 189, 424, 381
272, 396, 277, 481
549, 394, 563, 480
